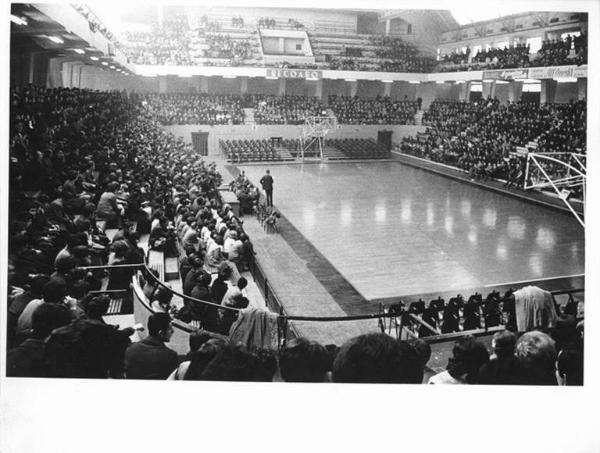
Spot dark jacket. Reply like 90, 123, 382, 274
124, 336, 178, 380
6, 338, 46, 377
260, 174, 273, 191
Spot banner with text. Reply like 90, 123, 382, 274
527, 65, 587, 79
266, 68, 322, 80
482, 69, 528, 80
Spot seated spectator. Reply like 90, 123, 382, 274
124, 313, 178, 379
513, 330, 557, 385
428, 336, 489, 384
278, 337, 331, 382
180, 337, 228, 380
16, 280, 68, 339
96, 182, 122, 226
555, 348, 583, 386
6, 303, 72, 377
150, 286, 174, 314
198, 344, 267, 381
332, 333, 423, 384
7, 274, 50, 348
408, 338, 435, 383
167, 331, 214, 380
477, 330, 519, 385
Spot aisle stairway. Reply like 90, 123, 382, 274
243, 108, 255, 126
321, 145, 348, 160
414, 109, 424, 126
274, 147, 295, 161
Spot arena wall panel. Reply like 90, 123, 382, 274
553, 82, 580, 103
163, 124, 426, 155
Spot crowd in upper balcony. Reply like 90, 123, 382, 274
203, 34, 253, 61
123, 18, 193, 66
438, 33, 587, 72
535, 33, 587, 67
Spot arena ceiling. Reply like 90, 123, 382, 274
10, 4, 132, 74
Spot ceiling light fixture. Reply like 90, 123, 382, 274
73, 48, 85, 54
101, 61, 109, 66
46, 35, 64, 44
10, 14, 28, 26
90, 56, 99, 61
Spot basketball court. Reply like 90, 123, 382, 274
240, 161, 585, 302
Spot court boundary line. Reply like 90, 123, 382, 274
392, 153, 584, 217
483, 273, 585, 289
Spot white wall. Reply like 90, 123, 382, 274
163, 124, 426, 155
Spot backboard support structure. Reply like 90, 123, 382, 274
523, 152, 586, 227
300, 115, 337, 160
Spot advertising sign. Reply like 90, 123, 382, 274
482, 69, 528, 80
527, 65, 587, 79
265, 68, 322, 80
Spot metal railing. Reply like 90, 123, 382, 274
83, 263, 584, 347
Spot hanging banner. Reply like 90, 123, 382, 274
482, 68, 528, 80
265, 68, 322, 80
527, 65, 587, 79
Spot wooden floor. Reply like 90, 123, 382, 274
240, 161, 585, 302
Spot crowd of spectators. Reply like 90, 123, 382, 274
252, 95, 326, 125
401, 99, 586, 181
329, 95, 418, 125
438, 33, 587, 72
123, 18, 193, 66
257, 17, 277, 29
536, 100, 586, 153
6, 83, 585, 383
534, 33, 587, 67
141, 93, 245, 125
7, 84, 222, 374
203, 33, 253, 61
472, 43, 531, 68
370, 36, 437, 73
231, 16, 245, 28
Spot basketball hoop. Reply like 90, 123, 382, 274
300, 115, 337, 160
524, 152, 586, 227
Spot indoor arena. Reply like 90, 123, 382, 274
2, 3, 598, 451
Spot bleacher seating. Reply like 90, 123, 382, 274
327, 138, 390, 159
220, 138, 286, 162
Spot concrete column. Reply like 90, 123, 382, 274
278, 38, 285, 53
278, 78, 286, 96
315, 79, 323, 99
240, 77, 248, 94
349, 80, 358, 97
508, 81, 523, 102
482, 80, 496, 99
541, 79, 557, 103
158, 75, 168, 93
199, 76, 208, 93
383, 81, 392, 97
458, 81, 472, 101
577, 77, 587, 101
415, 82, 436, 110
28, 53, 36, 84
385, 19, 391, 34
